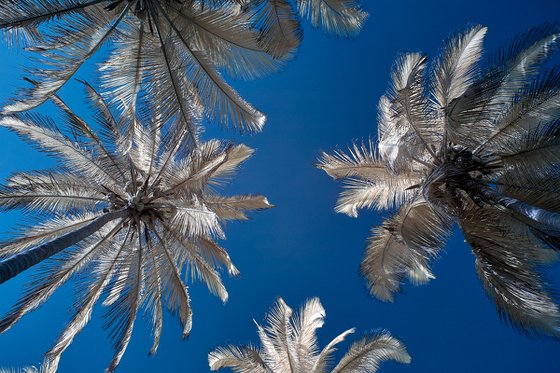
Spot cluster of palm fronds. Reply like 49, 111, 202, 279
209, 297, 410, 373
0, 0, 374, 372
0, 0, 367, 139
318, 23, 560, 337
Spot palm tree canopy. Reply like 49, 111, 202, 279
318, 23, 560, 337
0, 83, 272, 372
0, 0, 367, 139
208, 297, 411, 373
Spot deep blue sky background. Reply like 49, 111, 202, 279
0, 0, 559, 372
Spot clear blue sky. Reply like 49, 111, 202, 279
0, 0, 559, 372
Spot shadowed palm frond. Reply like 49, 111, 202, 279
318, 22, 560, 338
209, 297, 410, 373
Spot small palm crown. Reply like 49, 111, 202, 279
0, 0, 367, 138
209, 297, 411, 373
0, 83, 272, 372
318, 24, 560, 337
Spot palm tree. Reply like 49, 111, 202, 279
0, 0, 367, 140
208, 297, 411, 372
317, 23, 560, 337
0, 83, 272, 372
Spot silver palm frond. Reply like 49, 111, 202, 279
0, 0, 367, 137
208, 297, 410, 373
318, 23, 560, 337
0, 83, 272, 372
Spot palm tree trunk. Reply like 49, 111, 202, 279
0, 209, 128, 285
478, 186, 560, 231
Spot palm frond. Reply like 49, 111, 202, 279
293, 297, 325, 371
381, 52, 439, 163
42, 229, 130, 373
433, 25, 487, 108
331, 331, 411, 373
209, 345, 267, 373
3, 4, 129, 113
361, 200, 451, 302
486, 22, 560, 113
460, 204, 560, 337
296, 0, 367, 37
252, 0, 302, 59
310, 328, 355, 373
206, 195, 272, 221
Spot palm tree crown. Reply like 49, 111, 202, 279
0, 83, 272, 372
0, 0, 367, 139
318, 23, 560, 337
208, 297, 411, 372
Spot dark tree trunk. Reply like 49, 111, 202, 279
478, 186, 560, 232
0, 209, 128, 285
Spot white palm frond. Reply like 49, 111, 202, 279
331, 331, 411, 373
210, 298, 409, 373
296, 0, 367, 37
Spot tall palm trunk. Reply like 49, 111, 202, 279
478, 186, 560, 232
0, 209, 128, 284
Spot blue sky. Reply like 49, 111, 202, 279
0, 0, 559, 372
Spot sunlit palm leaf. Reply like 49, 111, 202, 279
209, 297, 410, 373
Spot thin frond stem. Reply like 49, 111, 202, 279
0, 0, 106, 28
0, 209, 127, 284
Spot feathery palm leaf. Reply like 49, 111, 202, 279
0, 85, 272, 372
318, 23, 560, 337
208, 297, 410, 372
1, 0, 367, 137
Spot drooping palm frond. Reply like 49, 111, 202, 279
1, 0, 367, 136
319, 23, 560, 337
0, 84, 272, 372
361, 199, 451, 302
317, 142, 424, 216
208, 297, 411, 373
295, 0, 367, 37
